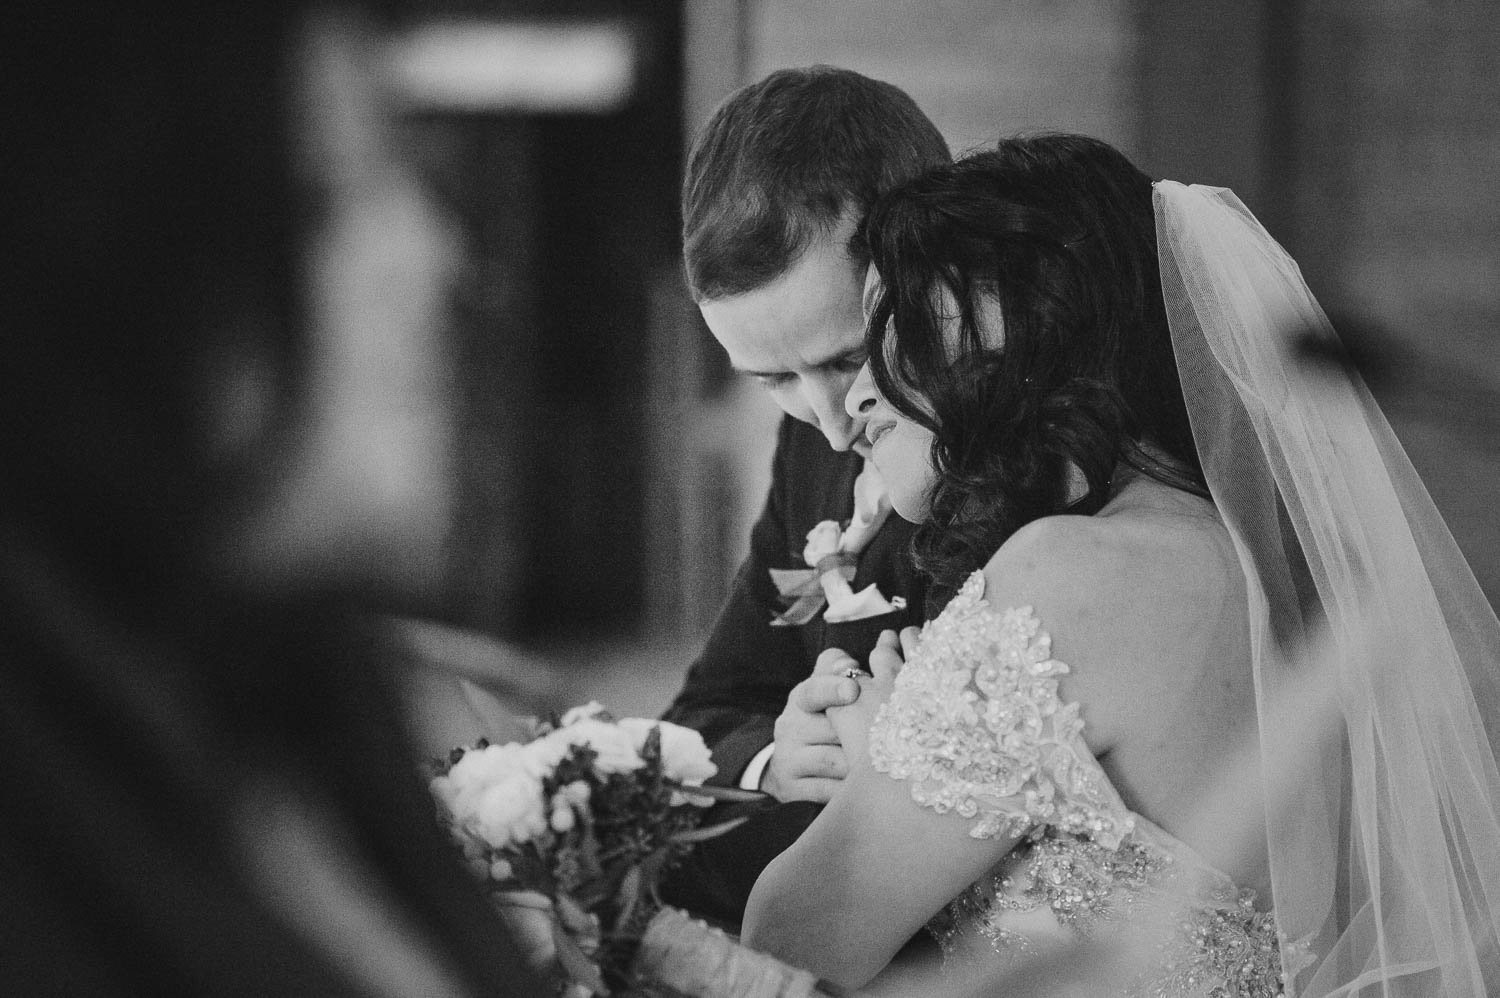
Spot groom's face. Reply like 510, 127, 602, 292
699, 220, 870, 454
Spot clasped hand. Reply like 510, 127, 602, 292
761, 628, 919, 802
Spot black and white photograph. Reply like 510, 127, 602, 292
4, 1, 1498, 995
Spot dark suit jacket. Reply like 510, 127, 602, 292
660, 415, 929, 925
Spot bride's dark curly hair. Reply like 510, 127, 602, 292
862, 133, 1208, 593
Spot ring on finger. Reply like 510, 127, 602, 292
842, 667, 871, 680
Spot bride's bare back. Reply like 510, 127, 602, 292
1038, 474, 1266, 893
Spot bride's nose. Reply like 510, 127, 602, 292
845, 363, 878, 420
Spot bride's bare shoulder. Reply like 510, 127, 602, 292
982, 481, 1229, 597
979, 481, 1246, 749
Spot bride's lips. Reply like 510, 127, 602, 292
864, 419, 895, 449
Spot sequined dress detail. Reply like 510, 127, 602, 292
868, 571, 1283, 997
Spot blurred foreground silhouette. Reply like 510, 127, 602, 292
0, 3, 546, 993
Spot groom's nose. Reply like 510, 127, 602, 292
844, 363, 878, 421
803, 374, 863, 452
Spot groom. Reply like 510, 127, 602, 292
660, 66, 950, 924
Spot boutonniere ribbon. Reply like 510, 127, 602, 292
770, 460, 907, 627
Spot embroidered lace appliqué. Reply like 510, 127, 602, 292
868, 571, 1131, 845
932, 833, 1284, 997
870, 570, 1285, 997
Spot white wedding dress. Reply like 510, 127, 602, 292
873, 181, 1500, 997
734, 180, 1500, 998
869, 569, 1284, 997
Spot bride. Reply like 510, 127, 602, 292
741, 134, 1500, 997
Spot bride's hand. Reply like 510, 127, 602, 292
761, 647, 873, 803
827, 627, 917, 774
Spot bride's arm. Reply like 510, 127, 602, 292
743, 771, 1021, 990
743, 516, 1157, 992
741, 630, 1023, 991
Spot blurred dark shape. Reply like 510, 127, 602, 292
1287, 311, 1500, 611
0, 1, 543, 993
659, 801, 823, 930
1296, 311, 1500, 453
398, 1, 688, 645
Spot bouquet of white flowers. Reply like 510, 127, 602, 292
430, 702, 767, 996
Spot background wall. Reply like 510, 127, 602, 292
669, 0, 1151, 646
1282, 0, 1500, 598
681, 0, 1500, 618
748, 0, 1142, 153
398, 0, 1500, 741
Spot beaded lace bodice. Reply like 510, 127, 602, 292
869, 571, 1284, 997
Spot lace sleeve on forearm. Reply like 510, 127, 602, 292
868, 571, 1133, 846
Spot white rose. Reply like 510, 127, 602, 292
554, 718, 643, 774
656, 722, 717, 786
471, 770, 548, 849
802, 520, 843, 566
519, 729, 573, 779
559, 780, 591, 807
559, 701, 610, 727
550, 800, 576, 833
435, 742, 529, 816
446, 741, 528, 785
430, 772, 462, 813
618, 718, 716, 787
433, 742, 550, 849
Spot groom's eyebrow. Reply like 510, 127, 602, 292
733, 345, 866, 378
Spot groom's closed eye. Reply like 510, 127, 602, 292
827, 349, 868, 373
751, 371, 795, 389
798, 348, 869, 380
739, 351, 866, 388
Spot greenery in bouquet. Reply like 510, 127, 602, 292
430, 702, 761, 996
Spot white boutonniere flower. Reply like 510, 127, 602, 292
769, 460, 907, 626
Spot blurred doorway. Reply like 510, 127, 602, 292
394, 2, 688, 644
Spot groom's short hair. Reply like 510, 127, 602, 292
682, 66, 949, 302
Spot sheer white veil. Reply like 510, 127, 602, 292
1154, 181, 1500, 997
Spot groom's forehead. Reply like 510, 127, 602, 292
704, 244, 865, 331
722, 321, 866, 378
747, 339, 865, 373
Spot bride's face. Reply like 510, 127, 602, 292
844, 267, 938, 522
845, 362, 935, 522
846, 265, 1007, 523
